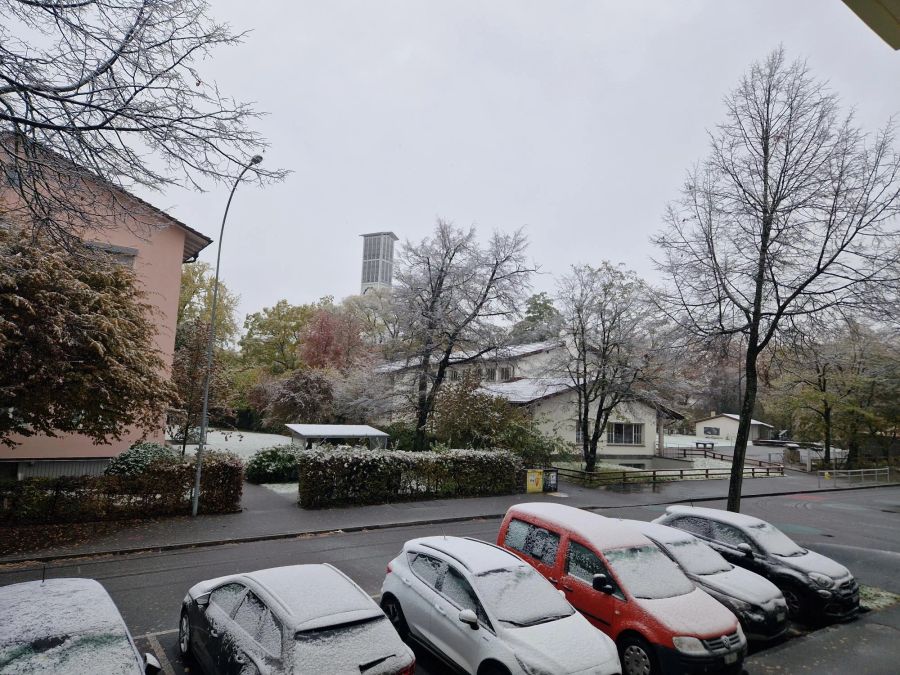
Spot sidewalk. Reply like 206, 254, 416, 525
1, 471, 893, 564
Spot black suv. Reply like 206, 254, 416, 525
654, 506, 859, 623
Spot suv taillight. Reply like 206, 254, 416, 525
396, 659, 415, 675
386, 561, 393, 574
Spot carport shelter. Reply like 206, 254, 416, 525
284, 424, 390, 449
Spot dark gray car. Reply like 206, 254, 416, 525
179, 563, 415, 675
620, 519, 789, 642
0, 577, 160, 674
653, 506, 859, 623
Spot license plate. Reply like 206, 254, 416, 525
725, 653, 738, 664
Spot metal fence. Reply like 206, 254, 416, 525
816, 467, 894, 488
556, 464, 783, 487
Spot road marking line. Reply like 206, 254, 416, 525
138, 628, 179, 638
147, 634, 175, 675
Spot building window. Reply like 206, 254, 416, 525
607, 423, 643, 445
474, 367, 483, 380
86, 242, 137, 268
449, 369, 459, 382
485, 367, 496, 382
500, 366, 512, 381
575, 424, 583, 444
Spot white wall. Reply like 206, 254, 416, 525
695, 416, 767, 441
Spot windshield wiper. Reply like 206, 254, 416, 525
503, 613, 570, 627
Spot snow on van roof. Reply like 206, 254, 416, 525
664, 505, 765, 528
246, 564, 378, 629
619, 519, 696, 545
411, 536, 523, 574
508, 503, 648, 550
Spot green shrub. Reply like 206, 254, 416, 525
297, 447, 523, 508
1, 452, 243, 523
245, 445, 300, 483
104, 442, 178, 476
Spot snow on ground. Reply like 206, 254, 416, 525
261, 483, 299, 497
664, 434, 734, 448
171, 429, 292, 461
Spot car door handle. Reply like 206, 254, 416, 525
548, 577, 559, 584
209, 629, 219, 638
434, 604, 446, 616
561, 585, 574, 592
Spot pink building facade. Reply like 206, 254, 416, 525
1, 176, 210, 478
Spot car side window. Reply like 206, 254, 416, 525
439, 565, 489, 627
409, 552, 446, 589
504, 519, 560, 566
256, 608, 283, 655
670, 516, 712, 538
710, 521, 754, 549
566, 541, 623, 600
210, 583, 246, 616
233, 591, 267, 637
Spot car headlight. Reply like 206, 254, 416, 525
515, 654, 553, 675
809, 573, 835, 589
672, 636, 708, 655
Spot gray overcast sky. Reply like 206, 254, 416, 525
153, 0, 900, 321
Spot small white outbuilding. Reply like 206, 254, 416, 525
694, 414, 773, 442
285, 424, 389, 449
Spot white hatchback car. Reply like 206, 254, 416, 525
381, 536, 622, 675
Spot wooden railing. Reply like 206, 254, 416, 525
657, 446, 783, 469
554, 464, 784, 487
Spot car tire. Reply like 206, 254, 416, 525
381, 595, 409, 641
178, 608, 192, 658
618, 634, 658, 675
781, 584, 809, 623
478, 662, 511, 675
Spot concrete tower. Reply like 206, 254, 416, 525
360, 231, 398, 294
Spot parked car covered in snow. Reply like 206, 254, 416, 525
0, 577, 160, 674
498, 503, 746, 675
381, 535, 622, 675
620, 519, 789, 642
654, 505, 860, 622
179, 563, 415, 675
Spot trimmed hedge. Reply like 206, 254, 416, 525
245, 445, 300, 484
0, 452, 244, 524
104, 442, 179, 476
297, 447, 523, 509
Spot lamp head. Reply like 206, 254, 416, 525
249, 155, 263, 166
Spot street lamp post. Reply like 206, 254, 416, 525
191, 154, 262, 517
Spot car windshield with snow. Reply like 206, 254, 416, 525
0, 578, 159, 675
381, 535, 622, 675
179, 563, 415, 675
654, 505, 859, 623
499, 503, 746, 675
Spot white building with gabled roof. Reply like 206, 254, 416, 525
694, 413, 773, 441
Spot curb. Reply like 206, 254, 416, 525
1, 482, 896, 568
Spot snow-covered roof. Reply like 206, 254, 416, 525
479, 377, 572, 403
285, 424, 388, 438
411, 536, 523, 575
662, 505, 766, 528
375, 340, 562, 374
695, 413, 774, 428
246, 564, 380, 630
0, 578, 143, 674
619, 519, 695, 546
507, 503, 649, 550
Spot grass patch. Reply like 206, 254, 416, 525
860, 585, 900, 611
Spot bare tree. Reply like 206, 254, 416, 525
554, 262, 664, 471
0, 0, 284, 245
653, 48, 900, 511
392, 220, 535, 451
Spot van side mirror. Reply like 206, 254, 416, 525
458, 609, 479, 630
144, 653, 161, 674
736, 543, 754, 558
196, 593, 210, 608
592, 573, 614, 594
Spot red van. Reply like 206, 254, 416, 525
498, 503, 746, 675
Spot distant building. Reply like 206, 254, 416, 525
694, 413, 773, 442
360, 231, 398, 294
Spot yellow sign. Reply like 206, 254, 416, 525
526, 469, 544, 493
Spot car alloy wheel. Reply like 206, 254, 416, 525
178, 610, 191, 657
381, 596, 409, 641
782, 586, 804, 621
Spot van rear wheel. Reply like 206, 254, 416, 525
619, 634, 657, 675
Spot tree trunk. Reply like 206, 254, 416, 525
823, 404, 832, 465
413, 369, 430, 452
727, 348, 759, 512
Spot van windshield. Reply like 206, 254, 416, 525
605, 546, 694, 599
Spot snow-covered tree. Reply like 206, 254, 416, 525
654, 49, 900, 511
0, 228, 172, 446
392, 220, 535, 451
